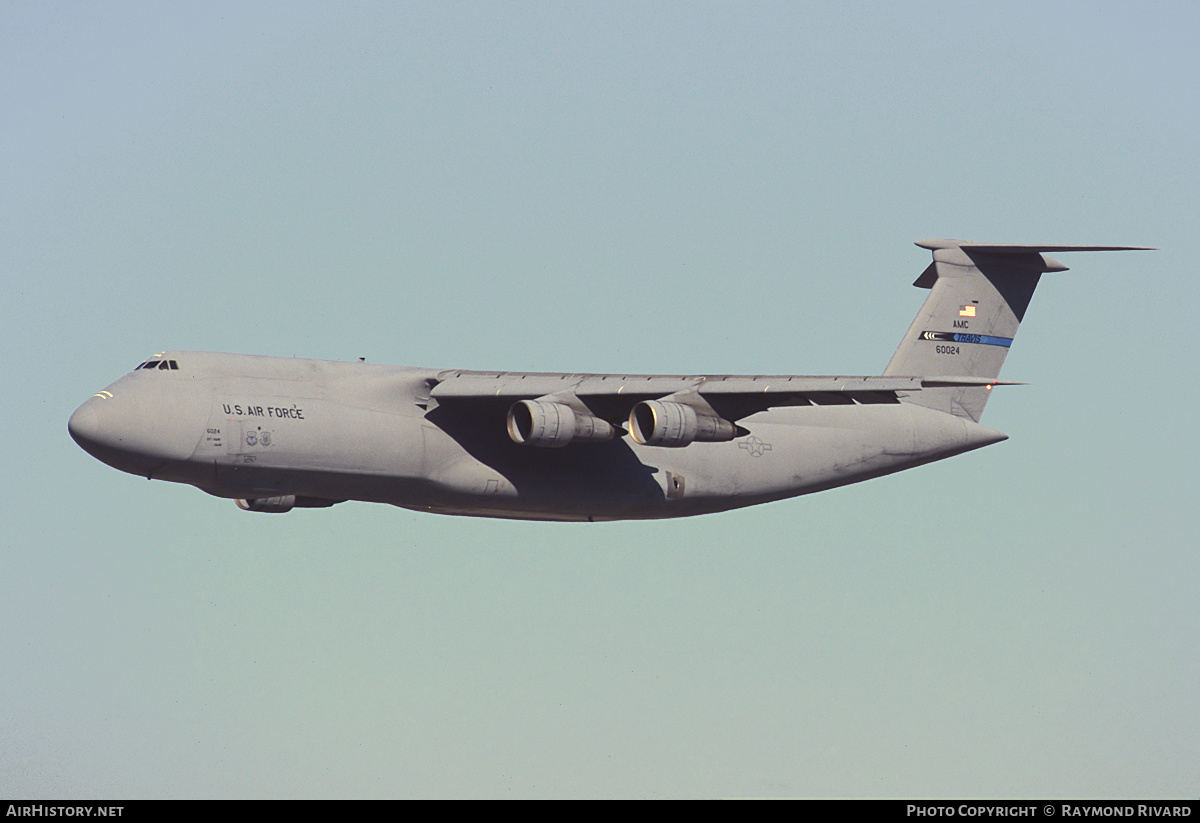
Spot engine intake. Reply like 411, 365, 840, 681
629, 400, 736, 447
506, 400, 616, 447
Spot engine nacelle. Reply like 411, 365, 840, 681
629, 400, 737, 447
236, 495, 296, 513
506, 400, 616, 447
235, 495, 342, 513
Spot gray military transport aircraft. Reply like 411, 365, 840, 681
69, 240, 1146, 521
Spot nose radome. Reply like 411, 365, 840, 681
68, 393, 168, 477
68, 398, 107, 453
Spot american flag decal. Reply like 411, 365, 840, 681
959, 305, 976, 317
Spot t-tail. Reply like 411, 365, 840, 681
885, 239, 1150, 422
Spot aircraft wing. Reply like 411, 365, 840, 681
428, 370, 1014, 427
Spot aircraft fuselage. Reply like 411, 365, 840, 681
69, 350, 1004, 521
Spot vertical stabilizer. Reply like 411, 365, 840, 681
885, 240, 1148, 422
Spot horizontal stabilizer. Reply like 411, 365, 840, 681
916, 239, 1154, 253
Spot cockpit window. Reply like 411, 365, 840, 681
134, 359, 180, 371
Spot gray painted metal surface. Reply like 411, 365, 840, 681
68, 240, 1148, 521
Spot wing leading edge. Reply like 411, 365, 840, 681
430, 370, 1011, 400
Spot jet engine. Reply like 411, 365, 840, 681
235, 495, 341, 513
629, 400, 737, 447
506, 399, 616, 447
236, 495, 296, 513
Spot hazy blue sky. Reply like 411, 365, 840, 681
3, 1, 1198, 798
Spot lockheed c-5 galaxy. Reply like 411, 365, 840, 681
69, 240, 1145, 521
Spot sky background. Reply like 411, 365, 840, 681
3, 0, 1198, 799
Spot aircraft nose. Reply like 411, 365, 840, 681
68, 397, 110, 454
68, 398, 105, 451
68, 392, 168, 476
69, 382, 208, 478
